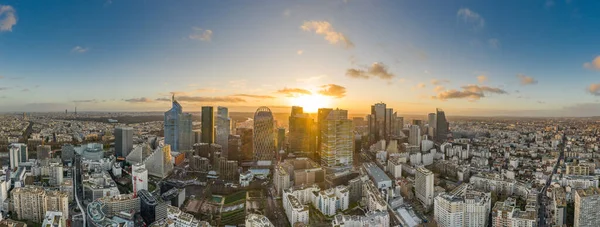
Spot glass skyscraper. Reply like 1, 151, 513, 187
216, 106, 230, 157
201, 106, 215, 144
253, 106, 275, 161
164, 95, 193, 152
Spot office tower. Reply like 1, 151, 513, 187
201, 106, 215, 144
164, 95, 193, 151
289, 106, 316, 158
415, 166, 434, 208
575, 187, 600, 227
352, 117, 365, 128
253, 106, 275, 161
228, 135, 242, 162
274, 165, 291, 197
412, 119, 423, 126
428, 113, 437, 129
132, 163, 148, 193
435, 108, 449, 143
217, 157, 238, 181
114, 126, 134, 158
216, 106, 231, 157
237, 128, 254, 161
49, 161, 64, 186
277, 128, 286, 152
145, 145, 174, 178
385, 108, 393, 136
193, 130, 202, 144
139, 189, 161, 224
320, 109, 353, 171
409, 125, 421, 146
9, 143, 27, 169
37, 145, 51, 160
317, 108, 333, 154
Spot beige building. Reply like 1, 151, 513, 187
274, 165, 291, 197
11, 187, 69, 224
566, 163, 592, 175
415, 166, 434, 209
319, 109, 354, 170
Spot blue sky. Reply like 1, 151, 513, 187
1, 0, 600, 116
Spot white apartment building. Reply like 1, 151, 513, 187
283, 193, 309, 225
575, 187, 600, 227
415, 166, 434, 208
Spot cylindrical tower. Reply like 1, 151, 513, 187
253, 106, 275, 161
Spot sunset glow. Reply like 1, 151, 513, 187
289, 94, 332, 113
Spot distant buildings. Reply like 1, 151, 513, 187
201, 106, 215, 144
216, 106, 230, 157
320, 109, 353, 171
435, 108, 449, 143
36, 145, 51, 160
253, 106, 275, 161
164, 95, 193, 152
409, 125, 421, 147
332, 211, 390, 227
114, 126, 133, 158
415, 166, 434, 209
575, 187, 600, 227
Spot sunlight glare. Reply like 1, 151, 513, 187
289, 94, 331, 112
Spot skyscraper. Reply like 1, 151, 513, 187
369, 102, 388, 142
9, 143, 27, 169
201, 106, 215, 144
428, 113, 437, 129
320, 109, 354, 171
574, 187, 600, 227
164, 95, 193, 152
114, 126, 133, 158
317, 108, 333, 155
289, 106, 316, 158
253, 106, 275, 161
409, 125, 421, 146
277, 127, 286, 152
435, 108, 449, 143
216, 106, 231, 157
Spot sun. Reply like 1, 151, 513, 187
289, 94, 331, 113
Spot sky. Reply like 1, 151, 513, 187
2, 0, 600, 116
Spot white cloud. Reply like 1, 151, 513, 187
477, 75, 488, 83
0, 5, 17, 32
71, 46, 89, 53
189, 27, 213, 41
516, 74, 538, 85
301, 21, 354, 49
457, 8, 485, 30
587, 83, 600, 96
584, 56, 600, 71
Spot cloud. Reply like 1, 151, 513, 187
155, 98, 171, 102
71, 46, 89, 53
276, 87, 312, 97
488, 38, 500, 48
301, 21, 354, 49
457, 8, 485, 30
0, 5, 17, 32
194, 88, 220, 93
516, 74, 538, 85
189, 27, 213, 41
432, 84, 507, 101
416, 83, 426, 89
21, 88, 29, 92
434, 86, 445, 92
0, 87, 9, 91
346, 62, 395, 80
431, 79, 450, 85
231, 94, 276, 99
583, 56, 600, 71
73, 99, 98, 103
318, 84, 347, 98
176, 96, 246, 103
477, 75, 488, 83
124, 97, 155, 103
587, 83, 600, 96
297, 50, 303, 55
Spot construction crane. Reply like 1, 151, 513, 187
122, 168, 143, 198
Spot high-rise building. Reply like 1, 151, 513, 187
253, 106, 275, 161
317, 108, 333, 154
145, 145, 174, 178
9, 143, 28, 169
415, 166, 434, 208
434, 185, 491, 227
575, 187, 600, 227
274, 165, 291, 197
369, 103, 388, 142
409, 125, 421, 147
435, 108, 449, 143
320, 109, 353, 171
114, 126, 134, 158
277, 127, 286, 152
201, 106, 215, 144
37, 145, 51, 160
237, 128, 254, 161
139, 189, 166, 224
164, 96, 193, 152
216, 106, 230, 157
428, 113, 437, 129
132, 163, 148, 193
289, 106, 316, 158
12, 187, 69, 224
61, 144, 75, 162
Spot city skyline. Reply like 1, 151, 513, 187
2, 0, 600, 117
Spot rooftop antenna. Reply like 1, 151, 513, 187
172, 93, 175, 102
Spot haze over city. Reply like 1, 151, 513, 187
2, 1, 600, 116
